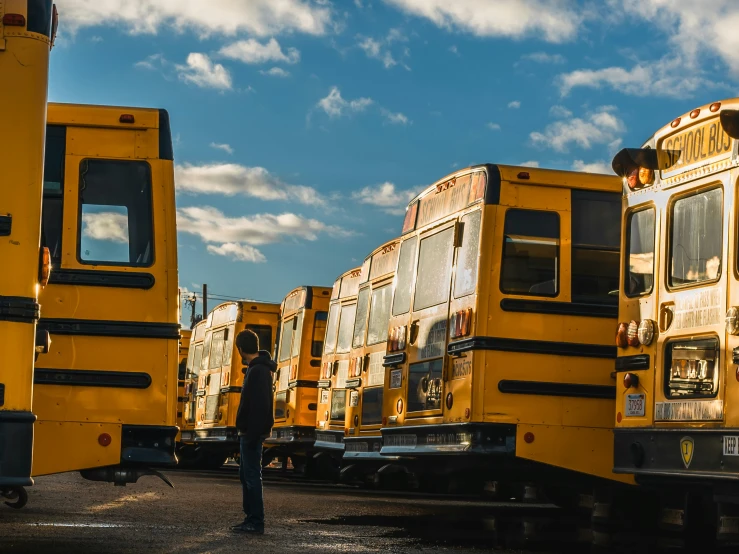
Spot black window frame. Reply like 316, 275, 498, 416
41, 125, 67, 265
76, 158, 155, 268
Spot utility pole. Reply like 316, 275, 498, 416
202, 283, 208, 319
189, 294, 197, 328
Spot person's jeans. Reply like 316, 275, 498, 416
239, 436, 265, 528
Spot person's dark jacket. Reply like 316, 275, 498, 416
235, 350, 276, 442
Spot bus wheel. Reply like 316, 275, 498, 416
2, 487, 28, 509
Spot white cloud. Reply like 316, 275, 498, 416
135, 53, 166, 70
207, 242, 266, 263
381, 109, 410, 125
358, 36, 398, 68
557, 56, 720, 98
487, 122, 501, 131
572, 160, 612, 174
508, 100, 521, 109
530, 106, 625, 153
175, 163, 325, 206
449, 45, 459, 55
209, 142, 234, 155
260, 67, 291, 77
317, 87, 373, 118
353, 182, 420, 215
521, 51, 565, 64
520, 160, 540, 168
61, 0, 333, 37
177, 206, 351, 254
549, 105, 572, 118
219, 38, 300, 65
382, 0, 581, 42
81, 212, 128, 243
176, 53, 232, 90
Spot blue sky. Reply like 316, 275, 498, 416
50, 0, 738, 325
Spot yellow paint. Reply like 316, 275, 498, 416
32, 421, 122, 476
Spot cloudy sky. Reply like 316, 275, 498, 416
51, 0, 739, 323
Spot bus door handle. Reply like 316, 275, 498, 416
660, 302, 675, 332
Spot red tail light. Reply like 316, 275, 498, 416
450, 308, 473, 339
119, 114, 135, 124
2, 14, 26, 26
388, 326, 407, 352
616, 322, 629, 348
623, 373, 639, 389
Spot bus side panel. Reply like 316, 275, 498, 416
32, 421, 122, 476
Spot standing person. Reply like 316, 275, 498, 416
231, 329, 276, 535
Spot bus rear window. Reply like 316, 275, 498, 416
670, 188, 722, 287
353, 288, 370, 349
500, 209, 559, 297
361, 387, 383, 425
625, 208, 655, 297
392, 237, 418, 316
78, 159, 154, 267
209, 330, 225, 369
27, 0, 53, 37
454, 210, 482, 298
414, 227, 455, 311
278, 319, 294, 362
367, 284, 392, 346
189, 344, 203, 378
323, 303, 340, 355
290, 313, 303, 358
336, 304, 358, 354
330, 390, 346, 421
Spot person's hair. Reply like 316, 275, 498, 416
235, 329, 259, 355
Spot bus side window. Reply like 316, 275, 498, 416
352, 287, 370, 349
78, 159, 154, 267
500, 209, 559, 297
571, 191, 621, 303
311, 311, 328, 357
42, 125, 66, 264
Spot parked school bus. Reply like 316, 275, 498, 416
379, 164, 631, 497
192, 301, 279, 468
176, 328, 192, 440
264, 286, 331, 471
0, 0, 57, 507
314, 268, 362, 469
33, 103, 179, 485
341, 239, 400, 483
611, 99, 739, 537
177, 319, 206, 465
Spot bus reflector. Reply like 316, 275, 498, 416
524, 432, 535, 444
2, 14, 25, 26
402, 202, 418, 234
623, 373, 639, 389
711, 102, 721, 113
446, 392, 453, 410
690, 109, 700, 119
397, 398, 403, 414
98, 433, 112, 447
388, 326, 407, 352
119, 114, 135, 123
517, 172, 530, 180
671, 117, 681, 128
39, 247, 51, 287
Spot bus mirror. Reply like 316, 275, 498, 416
720, 109, 739, 140
611, 148, 661, 177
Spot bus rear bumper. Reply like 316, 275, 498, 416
614, 427, 739, 484
121, 425, 178, 467
264, 425, 315, 447
314, 429, 345, 452
380, 422, 516, 456
0, 411, 35, 487
191, 426, 239, 444
343, 435, 384, 459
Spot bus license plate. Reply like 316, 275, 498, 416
724, 436, 739, 456
625, 394, 645, 417
390, 369, 402, 389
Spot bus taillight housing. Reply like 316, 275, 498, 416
349, 357, 363, 378
388, 326, 407, 352
322, 362, 332, 380
450, 308, 472, 339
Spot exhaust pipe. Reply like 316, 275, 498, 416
80, 466, 174, 488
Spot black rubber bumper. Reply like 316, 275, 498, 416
192, 426, 239, 444
380, 422, 516, 456
0, 411, 35, 487
314, 429, 345, 452
263, 425, 315, 446
614, 427, 739, 483
343, 435, 384, 460
121, 425, 178, 467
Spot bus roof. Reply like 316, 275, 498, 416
206, 300, 280, 329
280, 285, 332, 314
331, 266, 362, 300
361, 237, 401, 283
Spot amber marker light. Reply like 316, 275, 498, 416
616, 322, 629, 348
446, 393, 453, 410
397, 399, 403, 414
671, 117, 681, 128
627, 320, 640, 347
710, 102, 722, 113
690, 109, 701, 119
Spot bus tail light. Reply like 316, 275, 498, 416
637, 320, 655, 346
616, 322, 629, 348
119, 114, 135, 124
727, 307, 739, 335
627, 167, 654, 190
39, 247, 51, 288
450, 308, 472, 339
623, 373, 639, 389
626, 320, 640, 347
388, 326, 407, 352
2, 14, 26, 26
402, 202, 418, 234
322, 362, 332, 380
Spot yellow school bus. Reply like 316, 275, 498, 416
32, 103, 179, 485
379, 164, 631, 496
264, 286, 331, 472
0, 0, 56, 506
192, 301, 279, 468
176, 328, 192, 438
611, 98, 739, 533
314, 267, 363, 470
177, 319, 206, 465
341, 239, 400, 482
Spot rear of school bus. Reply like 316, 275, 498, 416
177, 319, 206, 464
314, 268, 362, 469
380, 164, 632, 495
32, 103, 180, 485
176, 329, 192, 438
611, 99, 739, 537
0, 0, 56, 505
192, 301, 279, 468
264, 286, 330, 471
341, 239, 399, 482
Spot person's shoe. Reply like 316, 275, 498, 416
232, 522, 264, 535
229, 521, 247, 532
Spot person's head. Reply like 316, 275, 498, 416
236, 329, 259, 363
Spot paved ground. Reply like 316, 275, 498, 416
0, 468, 721, 553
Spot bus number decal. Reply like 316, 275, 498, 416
452, 358, 472, 379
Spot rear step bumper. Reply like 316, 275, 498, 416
380, 422, 516, 456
